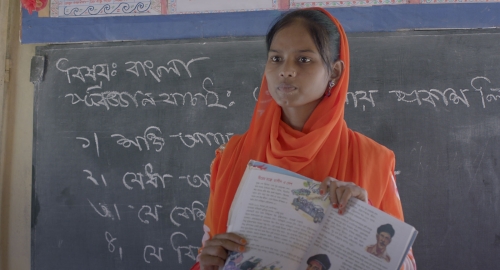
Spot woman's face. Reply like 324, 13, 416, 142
265, 20, 331, 111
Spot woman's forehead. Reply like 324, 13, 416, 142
270, 22, 317, 51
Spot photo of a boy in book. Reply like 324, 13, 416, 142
365, 224, 395, 262
306, 254, 331, 270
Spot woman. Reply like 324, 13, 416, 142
192, 7, 416, 270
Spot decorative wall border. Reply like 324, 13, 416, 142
38, 0, 500, 18
421, 0, 500, 3
50, 0, 164, 17
21, 3, 500, 43
290, 0, 409, 8
167, 0, 278, 14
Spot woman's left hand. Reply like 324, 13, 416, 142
319, 177, 368, 215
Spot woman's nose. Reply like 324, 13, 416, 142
279, 61, 296, 77
280, 70, 296, 77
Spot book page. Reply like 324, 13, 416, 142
301, 199, 417, 270
226, 167, 331, 270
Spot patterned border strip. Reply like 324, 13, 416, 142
291, 0, 500, 6
168, 0, 277, 14
421, 0, 500, 3
46, 0, 500, 18
50, 0, 163, 17
290, 0, 409, 8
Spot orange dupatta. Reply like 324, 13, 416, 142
204, 7, 404, 240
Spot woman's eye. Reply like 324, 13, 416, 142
299, 57, 311, 63
270, 56, 281, 62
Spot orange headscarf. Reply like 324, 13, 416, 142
205, 7, 403, 238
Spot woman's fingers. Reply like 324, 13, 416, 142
203, 234, 246, 256
320, 177, 340, 208
319, 177, 333, 198
210, 233, 247, 250
199, 233, 247, 270
320, 177, 368, 214
329, 179, 339, 208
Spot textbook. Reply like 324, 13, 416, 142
223, 160, 417, 270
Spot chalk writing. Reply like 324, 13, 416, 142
83, 170, 107, 186
345, 90, 378, 111
253, 87, 260, 101
76, 132, 100, 157
389, 88, 470, 107
88, 200, 121, 220
170, 201, 206, 227
471, 76, 500, 108
170, 232, 199, 264
179, 174, 210, 188
83, 167, 209, 190
56, 57, 208, 84
56, 58, 117, 84
123, 163, 172, 190
125, 57, 209, 82
387, 76, 500, 108
158, 77, 233, 108
105, 231, 123, 260
112, 126, 165, 152
143, 245, 163, 263
65, 77, 234, 110
105, 231, 117, 252
65, 90, 139, 110
138, 205, 163, 224
170, 132, 233, 148
340, 76, 500, 109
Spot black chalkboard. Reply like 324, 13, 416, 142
32, 30, 500, 270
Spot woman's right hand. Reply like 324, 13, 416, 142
199, 233, 247, 270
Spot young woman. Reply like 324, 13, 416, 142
191, 8, 416, 270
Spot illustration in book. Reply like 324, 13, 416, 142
364, 224, 395, 262
223, 252, 284, 270
291, 183, 328, 224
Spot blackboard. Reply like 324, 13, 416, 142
32, 30, 500, 270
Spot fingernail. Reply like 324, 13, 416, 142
338, 209, 343, 215
240, 239, 247, 245
332, 203, 338, 209
238, 246, 245, 252
320, 189, 324, 195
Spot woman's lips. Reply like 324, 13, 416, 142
277, 83, 297, 93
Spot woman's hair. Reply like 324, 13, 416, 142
266, 9, 340, 75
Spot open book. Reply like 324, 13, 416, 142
223, 160, 417, 270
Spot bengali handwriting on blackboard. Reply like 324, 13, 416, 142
55, 57, 500, 114
80, 148, 208, 264
55, 56, 241, 266
57, 57, 237, 110
75, 127, 217, 263
347, 76, 500, 111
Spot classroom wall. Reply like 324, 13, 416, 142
0, 0, 38, 269
4, 2, 500, 270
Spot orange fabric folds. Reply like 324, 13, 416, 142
204, 7, 403, 240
